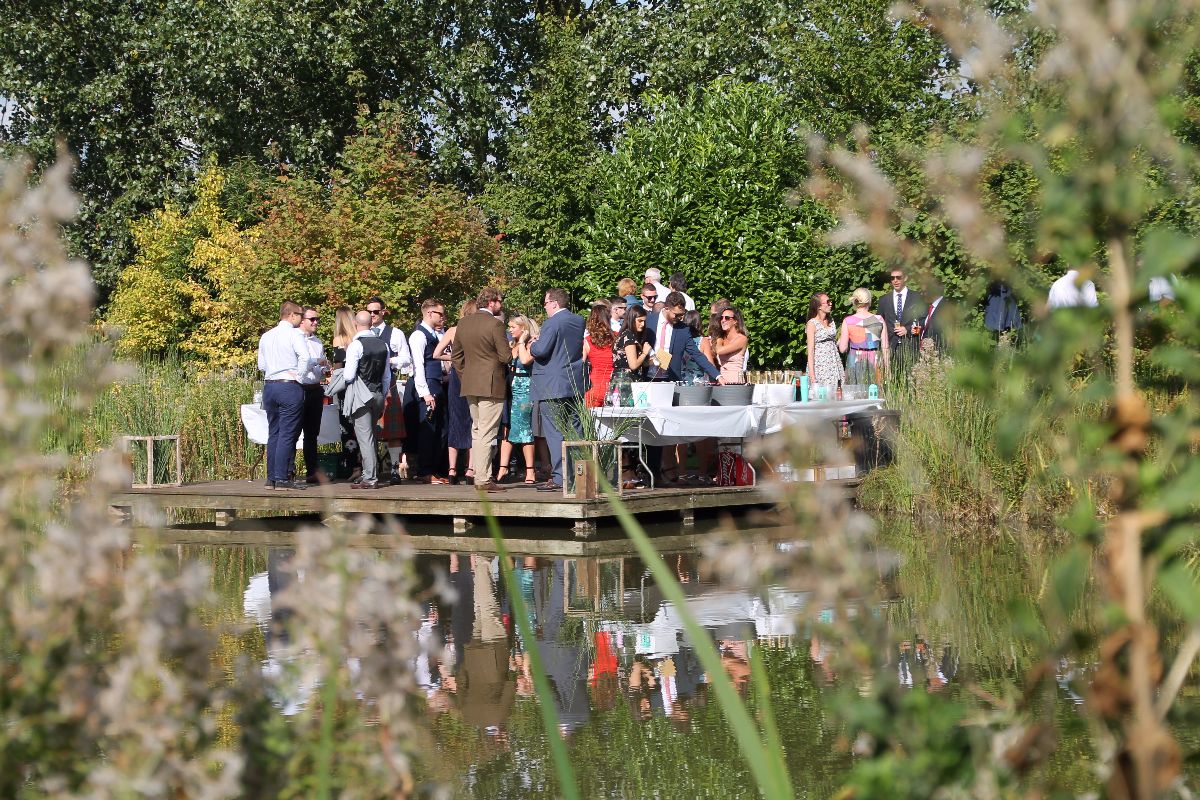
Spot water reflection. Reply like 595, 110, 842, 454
171, 525, 1134, 797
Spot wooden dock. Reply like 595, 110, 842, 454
109, 479, 816, 538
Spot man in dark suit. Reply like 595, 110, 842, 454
644, 292, 724, 484
878, 268, 927, 371
529, 287, 586, 491
646, 292, 722, 384
451, 288, 512, 493
920, 283, 951, 353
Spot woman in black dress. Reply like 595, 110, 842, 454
611, 305, 652, 406
433, 299, 478, 484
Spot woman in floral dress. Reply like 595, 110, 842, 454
805, 292, 845, 390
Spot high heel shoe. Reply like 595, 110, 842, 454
495, 466, 510, 484
448, 467, 459, 486
464, 468, 476, 487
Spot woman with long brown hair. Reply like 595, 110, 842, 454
701, 306, 749, 384
806, 292, 844, 391
582, 301, 616, 407
432, 299, 479, 483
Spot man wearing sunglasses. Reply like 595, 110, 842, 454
298, 308, 331, 484
365, 296, 413, 483
257, 300, 310, 491
878, 269, 927, 371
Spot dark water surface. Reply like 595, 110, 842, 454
170, 519, 1200, 798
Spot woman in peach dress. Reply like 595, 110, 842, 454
838, 287, 889, 385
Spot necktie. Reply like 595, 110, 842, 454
895, 291, 903, 319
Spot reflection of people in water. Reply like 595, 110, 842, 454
719, 640, 752, 695
897, 637, 958, 691
627, 656, 657, 720
533, 560, 591, 734
435, 553, 518, 730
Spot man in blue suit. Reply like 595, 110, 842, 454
529, 288, 586, 491
645, 291, 725, 484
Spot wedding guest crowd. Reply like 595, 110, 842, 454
258, 266, 976, 492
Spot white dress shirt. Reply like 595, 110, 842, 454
257, 321, 309, 381
299, 333, 328, 385
1048, 270, 1099, 309
408, 323, 442, 398
344, 330, 392, 390
372, 323, 414, 374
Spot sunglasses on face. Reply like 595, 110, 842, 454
643, 295, 656, 301
890, 276, 905, 282
721, 314, 735, 320
367, 308, 384, 314
304, 317, 319, 322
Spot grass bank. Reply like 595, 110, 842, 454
48, 350, 260, 485
855, 350, 1086, 527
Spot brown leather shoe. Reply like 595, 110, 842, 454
476, 480, 506, 493
429, 475, 450, 485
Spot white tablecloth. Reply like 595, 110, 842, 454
593, 399, 885, 446
239, 403, 343, 448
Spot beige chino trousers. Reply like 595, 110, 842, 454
466, 396, 504, 484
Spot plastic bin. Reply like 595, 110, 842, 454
845, 409, 900, 472
712, 383, 754, 406
674, 384, 713, 406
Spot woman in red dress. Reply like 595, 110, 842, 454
583, 301, 615, 407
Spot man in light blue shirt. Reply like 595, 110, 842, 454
257, 300, 310, 490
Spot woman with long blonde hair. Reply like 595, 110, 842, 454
497, 314, 540, 484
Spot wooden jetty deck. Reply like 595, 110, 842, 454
110, 479, 830, 538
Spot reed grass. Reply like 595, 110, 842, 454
856, 351, 1081, 526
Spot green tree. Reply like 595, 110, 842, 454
482, 20, 603, 310
580, 80, 872, 366
0, 0, 541, 299
104, 107, 505, 366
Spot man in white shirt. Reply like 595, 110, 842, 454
405, 298, 449, 483
257, 300, 311, 490
343, 310, 392, 488
365, 295, 414, 482
644, 268, 669, 305
1047, 269, 1099, 309
297, 308, 331, 483
668, 272, 696, 311
609, 297, 627, 333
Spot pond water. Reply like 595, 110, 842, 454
170, 518, 1199, 798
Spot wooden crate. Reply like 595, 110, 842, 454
562, 440, 624, 499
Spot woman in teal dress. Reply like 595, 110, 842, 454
497, 315, 539, 484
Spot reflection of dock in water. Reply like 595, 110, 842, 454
112, 478, 838, 538
149, 518, 798, 558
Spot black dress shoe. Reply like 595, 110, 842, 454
388, 471, 402, 485
350, 481, 379, 489
305, 474, 321, 485
274, 480, 307, 491
536, 481, 563, 492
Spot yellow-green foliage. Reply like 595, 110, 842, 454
105, 109, 507, 370
106, 168, 258, 369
